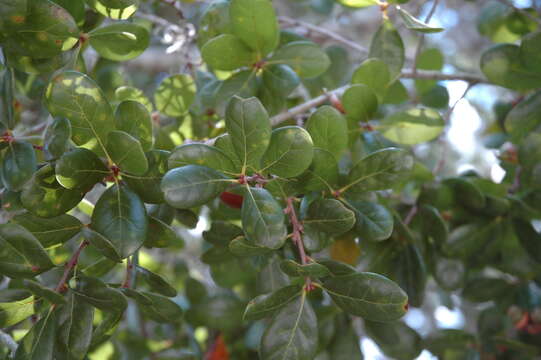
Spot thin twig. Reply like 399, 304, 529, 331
495, 0, 541, 25
0, 330, 17, 357
278, 16, 368, 55
404, 205, 418, 225
400, 70, 486, 83
122, 257, 133, 289
54, 241, 89, 293
411, 0, 440, 75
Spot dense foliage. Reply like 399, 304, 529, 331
0, 0, 541, 359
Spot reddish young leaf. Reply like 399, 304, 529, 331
220, 191, 243, 209
206, 334, 229, 360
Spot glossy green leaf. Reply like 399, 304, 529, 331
24, 280, 66, 305
168, 144, 237, 175
260, 292, 318, 360
124, 150, 169, 204
304, 199, 355, 236
347, 200, 393, 241
154, 74, 196, 117
203, 221, 243, 246
106, 130, 148, 175
380, 107, 444, 145
114, 100, 153, 151
506, 90, 541, 142
258, 255, 291, 293
2, 141, 36, 191
317, 259, 356, 277
337, 0, 378, 8
136, 266, 177, 297
244, 284, 302, 321
443, 222, 497, 259
161, 164, 232, 209
520, 30, 541, 72
280, 260, 331, 278
225, 96, 271, 172
398, 7, 444, 33
201, 34, 257, 71
0, 223, 54, 278
138, 291, 183, 323
55, 292, 94, 360
230, 0, 279, 56
364, 320, 422, 360
342, 84, 379, 122
74, 275, 127, 312
43, 117, 71, 160
55, 148, 108, 190
296, 148, 339, 192
329, 323, 363, 360
513, 219, 541, 263
242, 186, 287, 249
89, 22, 149, 61
197, 0, 232, 46
5, 48, 76, 74
229, 236, 271, 256
481, 44, 541, 90
0, 295, 34, 328
214, 70, 259, 116
323, 272, 408, 322
21, 164, 85, 218
81, 227, 122, 263
115, 85, 153, 113
14, 308, 57, 360
85, 0, 138, 20
369, 19, 405, 79
260, 126, 314, 178
262, 64, 300, 96
270, 41, 331, 78
91, 183, 148, 259
45, 71, 115, 155
419, 205, 448, 243
305, 105, 348, 160
145, 215, 182, 248
344, 148, 414, 193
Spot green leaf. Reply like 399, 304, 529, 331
56, 292, 94, 360
260, 126, 314, 178
323, 272, 408, 322
520, 31, 541, 72
444, 177, 486, 210
51, 0, 85, 25
344, 148, 414, 193
214, 70, 259, 116
280, 260, 331, 278
91, 183, 148, 259
351, 58, 391, 101
229, 236, 271, 256
364, 320, 422, 360
418, 205, 448, 243
106, 130, 148, 175
244, 284, 302, 321
225, 96, 271, 172
124, 150, 169, 204
369, 19, 405, 80
262, 64, 300, 96
296, 148, 339, 192
14, 308, 57, 360
0, 295, 34, 328
136, 266, 177, 297
2, 141, 36, 191
43, 117, 71, 160
85, 0, 138, 20
305, 105, 348, 160
154, 74, 196, 117
23, 280, 66, 305
201, 34, 257, 71
230, 0, 279, 56
74, 275, 128, 312
260, 291, 318, 360
161, 164, 232, 209
462, 277, 513, 303
317, 260, 356, 277
258, 255, 290, 293
55, 148, 108, 190
513, 219, 541, 263
191, 293, 242, 330
415, 48, 444, 94
197, 0, 232, 47
347, 200, 393, 241
481, 44, 541, 90
3, 0, 79, 58
337, 0, 378, 8
168, 144, 237, 175
379, 107, 444, 145
242, 186, 287, 249
138, 291, 183, 324
21, 164, 85, 218
115, 85, 153, 113
45, 71, 115, 156
145, 215, 183, 248
397, 7, 444, 33
270, 41, 331, 78
342, 84, 379, 122
89, 22, 149, 61
114, 100, 153, 151
303, 199, 355, 236
81, 227, 122, 263
329, 323, 363, 360
505, 90, 541, 142
0, 223, 54, 278
203, 221, 243, 246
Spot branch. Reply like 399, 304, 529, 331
0, 330, 17, 357
400, 70, 486, 83
411, 0, 440, 75
54, 241, 89, 293
278, 16, 368, 55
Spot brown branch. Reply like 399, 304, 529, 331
411, 0, 440, 75
54, 241, 89, 293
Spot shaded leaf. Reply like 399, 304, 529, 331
55, 148, 108, 190
305, 105, 348, 160
89, 22, 149, 61
136, 266, 177, 297
347, 200, 393, 242
154, 74, 196, 117
168, 144, 237, 175
369, 19, 405, 79
270, 41, 331, 78
81, 227, 122, 263
244, 285, 302, 321
124, 149, 169, 204
114, 100, 153, 151
304, 199, 355, 236
14, 308, 57, 360
0, 294, 34, 328
2, 141, 36, 191
398, 7, 444, 33
380, 107, 444, 145
201, 34, 256, 71
296, 148, 339, 192
106, 130, 148, 175
24, 280, 66, 305
280, 260, 331, 278
43, 117, 71, 160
